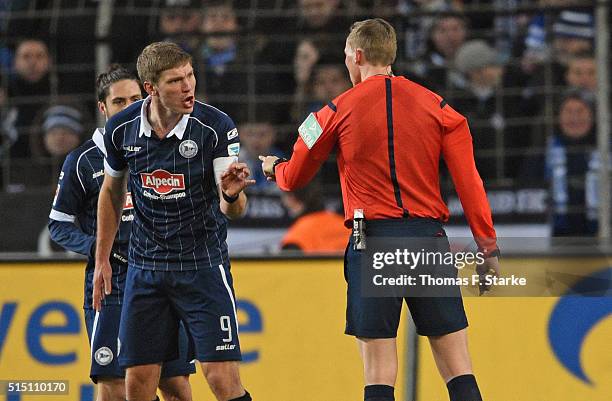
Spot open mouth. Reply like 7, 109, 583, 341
183, 96, 195, 107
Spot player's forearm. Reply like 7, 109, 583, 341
221, 192, 247, 219
96, 177, 125, 263
48, 220, 96, 256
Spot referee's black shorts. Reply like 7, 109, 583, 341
344, 217, 468, 338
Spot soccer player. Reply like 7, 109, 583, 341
93, 42, 254, 401
48, 64, 195, 401
261, 18, 500, 401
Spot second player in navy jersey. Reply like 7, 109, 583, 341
50, 127, 130, 307
94, 43, 255, 401
49, 64, 195, 401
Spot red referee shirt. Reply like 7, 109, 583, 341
275, 75, 497, 253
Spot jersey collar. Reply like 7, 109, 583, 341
92, 128, 106, 155
139, 96, 190, 140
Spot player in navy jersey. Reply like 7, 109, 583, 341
94, 43, 255, 401
49, 64, 195, 401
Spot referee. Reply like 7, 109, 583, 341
261, 18, 500, 401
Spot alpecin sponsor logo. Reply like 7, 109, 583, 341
141, 169, 185, 195
123, 192, 134, 210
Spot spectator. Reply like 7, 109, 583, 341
307, 62, 351, 115
291, 47, 350, 120
407, 12, 468, 94
39, 105, 84, 160
398, 0, 457, 61
297, 0, 348, 36
257, 0, 349, 124
520, 7, 595, 151
2, 38, 51, 159
451, 40, 528, 181
546, 90, 599, 236
8, 104, 85, 191
565, 51, 596, 92
491, 0, 532, 62
198, 0, 249, 123
280, 183, 350, 253
158, 0, 203, 54
521, 8, 594, 87
239, 120, 285, 193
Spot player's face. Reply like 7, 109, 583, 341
344, 41, 361, 86
154, 63, 196, 115
100, 79, 143, 119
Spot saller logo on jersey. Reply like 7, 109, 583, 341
141, 169, 185, 195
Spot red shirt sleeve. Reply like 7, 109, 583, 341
275, 104, 340, 191
441, 104, 498, 254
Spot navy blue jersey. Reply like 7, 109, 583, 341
49, 129, 134, 308
103, 98, 240, 271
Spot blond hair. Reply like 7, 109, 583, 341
136, 42, 192, 84
347, 18, 396, 66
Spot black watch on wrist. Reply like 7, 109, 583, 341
222, 191, 239, 203
272, 157, 288, 174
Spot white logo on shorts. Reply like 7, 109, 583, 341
95, 346, 113, 366
117, 338, 121, 357
179, 139, 198, 159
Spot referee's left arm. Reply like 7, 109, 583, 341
441, 104, 498, 256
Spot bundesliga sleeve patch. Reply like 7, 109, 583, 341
227, 143, 240, 156
298, 113, 323, 149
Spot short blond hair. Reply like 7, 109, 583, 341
136, 42, 192, 84
347, 18, 396, 66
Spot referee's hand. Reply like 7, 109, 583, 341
92, 259, 112, 311
476, 256, 500, 296
259, 155, 279, 180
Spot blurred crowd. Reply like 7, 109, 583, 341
0, 0, 608, 239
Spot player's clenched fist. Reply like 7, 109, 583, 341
92, 259, 112, 311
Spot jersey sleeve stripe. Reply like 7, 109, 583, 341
196, 100, 229, 117
111, 116, 140, 149
76, 145, 98, 193
104, 159, 127, 178
49, 209, 76, 223
189, 116, 218, 148
327, 101, 337, 112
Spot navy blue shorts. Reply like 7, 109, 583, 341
84, 306, 195, 383
344, 218, 468, 338
118, 263, 242, 368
